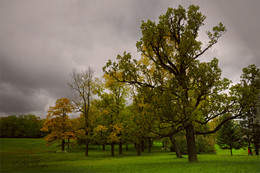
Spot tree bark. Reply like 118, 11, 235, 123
62, 139, 65, 151
254, 142, 259, 155
102, 144, 106, 151
137, 142, 142, 156
67, 138, 70, 149
186, 124, 198, 162
85, 140, 89, 156
119, 142, 123, 154
126, 144, 129, 151
170, 136, 183, 158
111, 142, 115, 156
230, 148, 233, 156
141, 140, 145, 152
148, 137, 152, 153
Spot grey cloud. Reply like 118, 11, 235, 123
0, 0, 259, 117
0, 0, 174, 117
0, 83, 48, 115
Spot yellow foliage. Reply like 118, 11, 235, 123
42, 98, 76, 146
139, 56, 150, 66
102, 109, 110, 115
95, 125, 108, 133
103, 72, 123, 88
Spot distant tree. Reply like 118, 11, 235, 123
94, 74, 128, 156
128, 87, 158, 155
0, 115, 43, 138
68, 67, 95, 156
41, 98, 76, 151
123, 104, 147, 156
19, 114, 44, 138
0, 115, 18, 137
236, 65, 260, 155
92, 124, 109, 150
217, 120, 243, 156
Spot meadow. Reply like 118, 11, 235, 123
0, 138, 259, 173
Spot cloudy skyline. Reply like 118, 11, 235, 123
0, 0, 259, 117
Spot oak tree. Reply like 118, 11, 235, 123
104, 5, 241, 162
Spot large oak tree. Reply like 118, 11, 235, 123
104, 5, 242, 162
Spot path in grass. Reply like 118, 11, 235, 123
0, 138, 259, 173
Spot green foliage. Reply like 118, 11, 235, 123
93, 75, 128, 145
103, 5, 231, 131
196, 135, 216, 154
103, 4, 234, 162
235, 65, 260, 154
0, 115, 44, 138
173, 135, 216, 154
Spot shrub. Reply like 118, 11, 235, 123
171, 135, 216, 154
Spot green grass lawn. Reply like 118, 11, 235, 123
0, 138, 259, 173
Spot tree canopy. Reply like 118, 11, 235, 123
217, 120, 243, 156
103, 4, 243, 162
41, 98, 76, 151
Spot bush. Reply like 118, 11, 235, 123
171, 135, 216, 154
196, 135, 216, 154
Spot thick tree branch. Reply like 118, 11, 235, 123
195, 112, 242, 135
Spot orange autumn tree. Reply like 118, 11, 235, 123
41, 98, 76, 151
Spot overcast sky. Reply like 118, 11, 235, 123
0, 0, 259, 117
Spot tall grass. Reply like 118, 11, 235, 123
0, 138, 259, 173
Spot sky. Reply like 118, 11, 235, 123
0, 0, 259, 117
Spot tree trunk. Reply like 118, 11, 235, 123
254, 142, 259, 155
119, 142, 123, 154
170, 136, 183, 158
148, 137, 152, 153
102, 144, 106, 151
85, 140, 89, 156
137, 142, 142, 156
230, 148, 233, 156
126, 144, 129, 151
67, 138, 70, 149
62, 139, 65, 151
186, 124, 198, 162
141, 140, 145, 152
111, 142, 115, 156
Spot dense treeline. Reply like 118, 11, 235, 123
0, 114, 45, 138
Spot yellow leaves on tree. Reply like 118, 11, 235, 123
107, 124, 123, 143
92, 125, 109, 143
103, 72, 123, 88
41, 98, 76, 150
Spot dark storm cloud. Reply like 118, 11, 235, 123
0, 0, 173, 117
0, 83, 47, 115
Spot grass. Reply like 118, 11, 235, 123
0, 138, 259, 173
